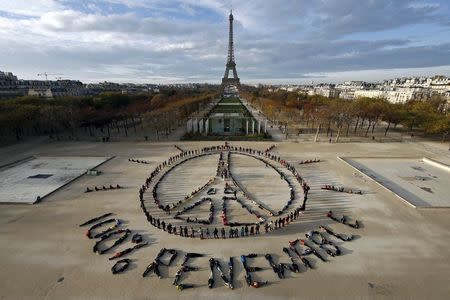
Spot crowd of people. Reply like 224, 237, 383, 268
78, 207, 361, 289
141, 204, 304, 240
264, 144, 276, 153
304, 229, 341, 257
79, 212, 147, 275
174, 145, 185, 153
232, 196, 266, 225
326, 210, 361, 229
85, 184, 122, 193
137, 143, 312, 240
319, 225, 354, 242
174, 197, 214, 225
128, 158, 151, 164
241, 254, 268, 288
208, 257, 234, 289
298, 159, 321, 165
321, 185, 362, 194
234, 150, 312, 215
143, 248, 180, 279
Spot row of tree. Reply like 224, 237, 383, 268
0, 87, 218, 141
242, 87, 450, 141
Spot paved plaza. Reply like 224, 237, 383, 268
0, 156, 110, 204
342, 157, 450, 208
0, 140, 449, 299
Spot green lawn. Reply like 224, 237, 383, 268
182, 132, 272, 141
209, 97, 252, 117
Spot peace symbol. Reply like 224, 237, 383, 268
138, 144, 310, 239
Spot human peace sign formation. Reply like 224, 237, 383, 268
138, 143, 311, 239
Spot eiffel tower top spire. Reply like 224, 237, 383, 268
227, 10, 235, 64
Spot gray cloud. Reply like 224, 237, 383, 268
0, 0, 449, 83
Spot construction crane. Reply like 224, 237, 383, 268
37, 73, 63, 80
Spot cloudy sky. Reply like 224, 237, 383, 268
1, 0, 450, 83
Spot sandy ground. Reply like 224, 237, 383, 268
0, 140, 450, 299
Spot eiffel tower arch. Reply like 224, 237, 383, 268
221, 11, 240, 89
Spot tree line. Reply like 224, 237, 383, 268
242, 87, 450, 142
0, 87, 218, 142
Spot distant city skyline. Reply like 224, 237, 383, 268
1, 0, 450, 84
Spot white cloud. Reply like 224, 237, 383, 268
0, 0, 65, 17
0, 0, 449, 83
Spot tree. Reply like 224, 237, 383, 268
381, 102, 405, 136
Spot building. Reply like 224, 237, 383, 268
1, 70, 84, 98
0, 71, 23, 98
354, 89, 385, 99
309, 85, 340, 98
208, 89, 255, 135
28, 88, 53, 98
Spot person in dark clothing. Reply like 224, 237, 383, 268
301, 193, 308, 211
221, 227, 226, 238
255, 224, 260, 234
213, 227, 219, 239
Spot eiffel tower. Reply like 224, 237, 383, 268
221, 10, 240, 88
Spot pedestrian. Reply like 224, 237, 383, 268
240, 227, 245, 237
213, 227, 219, 239
256, 224, 260, 234
264, 223, 269, 233
245, 226, 249, 236
221, 228, 226, 239
206, 228, 210, 238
